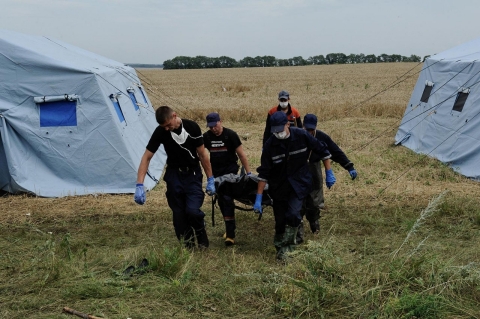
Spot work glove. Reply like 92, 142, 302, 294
134, 183, 146, 205
206, 176, 216, 196
325, 169, 336, 189
349, 169, 357, 180
253, 194, 263, 214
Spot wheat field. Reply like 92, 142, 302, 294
2, 63, 480, 318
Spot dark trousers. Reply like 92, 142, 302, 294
218, 193, 236, 238
164, 166, 206, 244
271, 182, 304, 235
301, 161, 323, 223
215, 163, 239, 239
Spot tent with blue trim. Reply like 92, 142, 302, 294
395, 37, 480, 181
0, 29, 165, 197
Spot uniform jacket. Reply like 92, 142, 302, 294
257, 127, 331, 199
263, 105, 302, 146
309, 130, 354, 171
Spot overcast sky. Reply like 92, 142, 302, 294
1, 0, 479, 64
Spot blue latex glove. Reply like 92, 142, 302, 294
134, 183, 146, 205
206, 176, 216, 196
349, 169, 357, 180
253, 194, 263, 214
325, 169, 336, 189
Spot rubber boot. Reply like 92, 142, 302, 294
309, 219, 320, 234
275, 225, 298, 261
274, 232, 285, 260
183, 228, 195, 249
296, 220, 305, 244
195, 228, 209, 249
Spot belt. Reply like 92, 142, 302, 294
168, 165, 199, 173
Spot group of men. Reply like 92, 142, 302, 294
134, 90, 357, 260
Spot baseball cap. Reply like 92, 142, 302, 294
278, 90, 289, 100
206, 112, 220, 127
270, 111, 288, 133
303, 114, 317, 130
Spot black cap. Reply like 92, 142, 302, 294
278, 90, 289, 100
270, 111, 288, 133
206, 112, 221, 127
303, 113, 317, 130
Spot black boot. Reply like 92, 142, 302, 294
296, 220, 305, 244
224, 220, 236, 246
196, 228, 209, 249
183, 229, 195, 249
309, 219, 320, 234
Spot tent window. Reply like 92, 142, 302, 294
452, 88, 470, 113
39, 100, 77, 127
127, 87, 139, 111
138, 86, 148, 104
420, 80, 434, 103
110, 94, 125, 122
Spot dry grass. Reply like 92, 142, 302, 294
137, 63, 419, 123
2, 63, 480, 318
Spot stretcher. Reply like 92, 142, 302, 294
211, 173, 273, 226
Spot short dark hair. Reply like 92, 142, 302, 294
155, 106, 174, 125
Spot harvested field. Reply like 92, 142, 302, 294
1, 63, 480, 319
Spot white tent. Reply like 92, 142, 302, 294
395, 37, 480, 181
0, 29, 166, 197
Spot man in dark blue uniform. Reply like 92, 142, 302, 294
254, 111, 336, 260
134, 106, 216, 249
203, 112, 251, 246
297, 113, 358, 243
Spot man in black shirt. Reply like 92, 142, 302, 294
203, 112, 251, 246
134, 106, 216, 249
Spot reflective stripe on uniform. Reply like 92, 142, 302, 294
272, 154, 285, 160
289, 147, 307, 155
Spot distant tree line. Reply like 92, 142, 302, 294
162, 53, 423, 69
127, 63, 163, 69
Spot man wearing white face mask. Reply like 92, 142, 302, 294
262, 90, 302, 146
254, 111, 336, 261
134, 106, 215, 250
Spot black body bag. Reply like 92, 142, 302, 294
211, 173, 272, 225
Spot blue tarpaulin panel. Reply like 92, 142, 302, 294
128, 92, 139, 110
112, 100, 125, 122
39, 100, 77, 127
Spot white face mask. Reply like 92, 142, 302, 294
171, 126, 188, 145
279, 101, 289, 109
274, 130, 289, 139
170, 123, 202, 158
